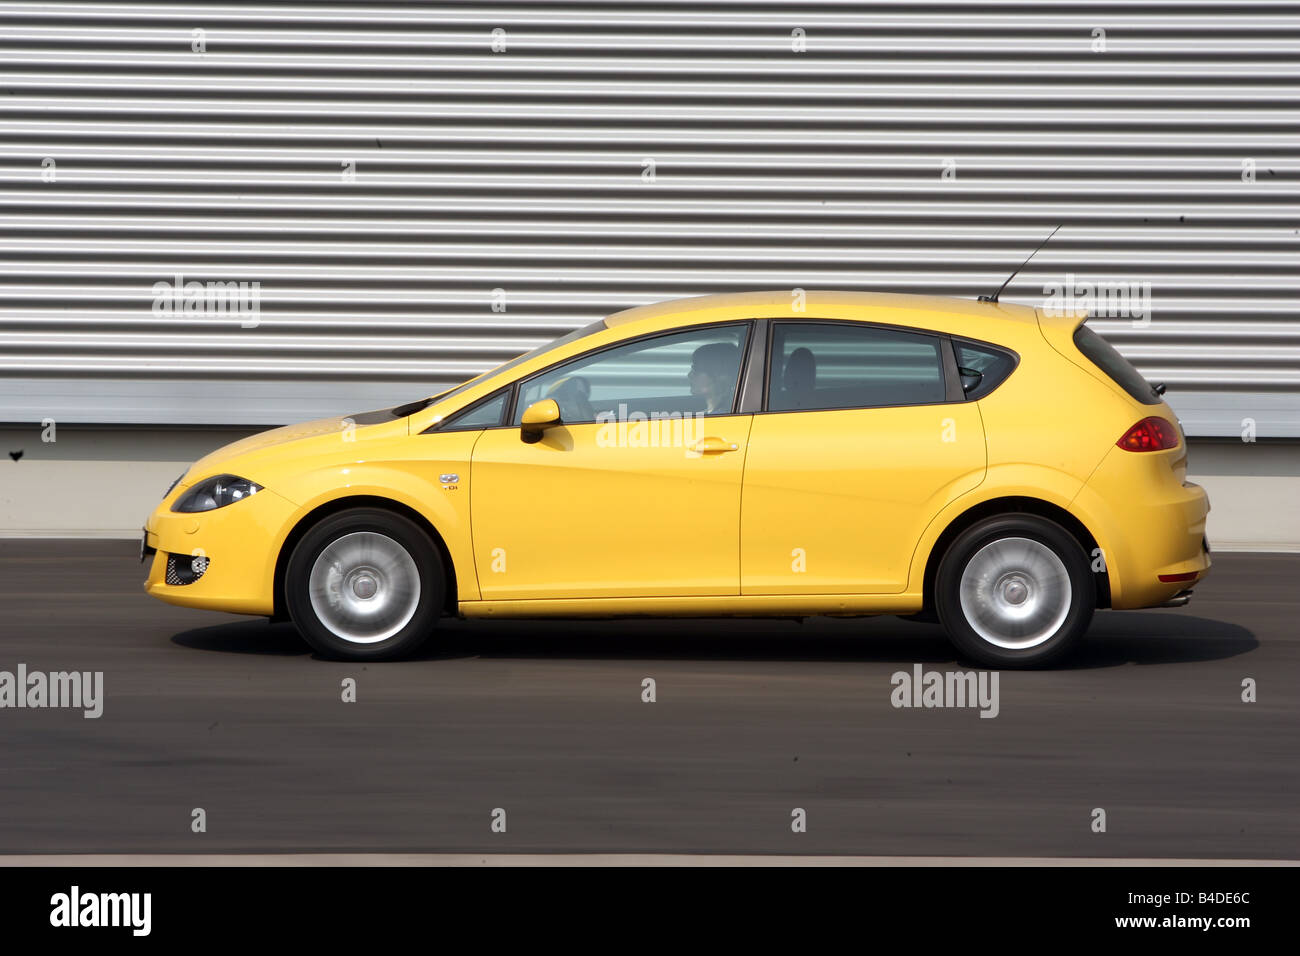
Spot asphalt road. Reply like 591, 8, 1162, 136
0, 540, 1295, 859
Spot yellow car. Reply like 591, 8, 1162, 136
142, 291, 1210, 667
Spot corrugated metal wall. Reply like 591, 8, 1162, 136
1, 1, 1298, 433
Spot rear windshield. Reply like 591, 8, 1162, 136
1073, 324, 1161, 405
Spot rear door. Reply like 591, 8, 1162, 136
740, 321, 986, 595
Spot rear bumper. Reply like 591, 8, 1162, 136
1073, 445, 1211, 609
1156, 587, 1196, 608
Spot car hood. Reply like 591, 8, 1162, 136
181, 409, 409, 491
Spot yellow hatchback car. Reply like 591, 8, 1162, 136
142, 291, 1210, 667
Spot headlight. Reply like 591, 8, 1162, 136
171, 475, 263, 513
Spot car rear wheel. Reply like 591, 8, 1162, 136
935, 514, 1094, 668
285, 507, 443, 660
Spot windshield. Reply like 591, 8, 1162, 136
392, 318, 608, 416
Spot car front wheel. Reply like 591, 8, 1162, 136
284, 507, 443, 660
934, 514, 1095, 668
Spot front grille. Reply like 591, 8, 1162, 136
165, 552, 210, 586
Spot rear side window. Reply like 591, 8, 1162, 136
954, 340, 1017, 400
768, 322, 947, 412
1073, 324, 1160, 405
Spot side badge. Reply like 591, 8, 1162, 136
439, 473, 460, 490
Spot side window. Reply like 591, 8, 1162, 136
954, 340, 1017, 400
435, 390, 508, 431
768, 322, 946, 412
513, 324, 750, 425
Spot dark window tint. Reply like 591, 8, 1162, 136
954, 340, 1017, 400
1073, 324, 1160, 405
436, 390, 508, 431
768, 323, 946, 412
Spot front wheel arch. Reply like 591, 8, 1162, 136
272, 495, 459, 621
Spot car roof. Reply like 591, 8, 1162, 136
604, 290, 1040, 339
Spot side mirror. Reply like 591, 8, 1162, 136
957, 366, 983, 394
520, 398, 562, 444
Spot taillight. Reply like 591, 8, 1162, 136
1116, 417, 1180, 452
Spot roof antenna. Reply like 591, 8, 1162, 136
978, 224, 1062, 303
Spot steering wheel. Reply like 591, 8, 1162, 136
545, 375, 594, 422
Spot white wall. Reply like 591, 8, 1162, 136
1, 431, 1295, 551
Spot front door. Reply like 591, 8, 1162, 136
471, 323, 754, 600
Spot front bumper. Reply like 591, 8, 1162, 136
142, 485, 298, 615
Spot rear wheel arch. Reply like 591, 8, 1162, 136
273, 495, 459, 621
920, 496, 1110, 614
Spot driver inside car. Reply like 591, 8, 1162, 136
687, 342, 742, 414
544, 374, 594, 421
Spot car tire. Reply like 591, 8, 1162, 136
284, 507, 443, 661
934, 514, 1094, 668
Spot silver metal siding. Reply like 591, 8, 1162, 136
1, 1, 1297, 434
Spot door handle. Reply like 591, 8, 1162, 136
691, 436, 740, 454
